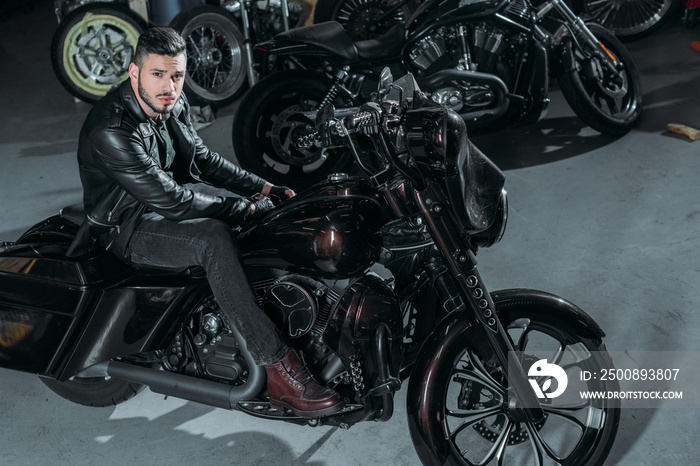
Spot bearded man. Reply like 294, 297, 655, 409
76, 27, 342, 417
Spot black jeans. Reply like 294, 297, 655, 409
126, 183, 286, 366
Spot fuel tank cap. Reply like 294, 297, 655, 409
328, 173, 350, 182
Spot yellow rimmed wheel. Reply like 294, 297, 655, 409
51, 3, 146, 103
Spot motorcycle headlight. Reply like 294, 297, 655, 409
470, 189, 508, 248
405, 104, 447, 164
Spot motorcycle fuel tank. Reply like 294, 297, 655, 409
238, 176, 385, 279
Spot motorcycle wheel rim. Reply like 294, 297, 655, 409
62, 12, 140, 97
571, 45, 638, 121
582, 0, 673, 37
181, 13, 246, 101
440, 320, 618, 465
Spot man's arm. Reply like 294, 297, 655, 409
91, 126, 252, 224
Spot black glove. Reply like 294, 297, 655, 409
247, 194, 275, 218
268, 185, 296, 204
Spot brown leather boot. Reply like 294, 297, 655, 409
265, 348, 343, 417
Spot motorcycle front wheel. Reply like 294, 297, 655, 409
408, 291, 620, 466
50, 3, 146, 103
170, 6, 247, 107
232, 70, 354, 190
313, 0, 417, 41
558, 23, 643, 136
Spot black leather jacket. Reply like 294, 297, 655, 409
77, 80, 266, 260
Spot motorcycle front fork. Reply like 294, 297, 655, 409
239, 0, 294, 86
406, 184, 545, 424
535, 0, 620, 73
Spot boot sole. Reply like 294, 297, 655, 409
270, 400, 345, 418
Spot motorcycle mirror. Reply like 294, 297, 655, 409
378, 67, 393, 97
315, 104, 335, 129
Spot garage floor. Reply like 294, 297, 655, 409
1, 1, 700, 464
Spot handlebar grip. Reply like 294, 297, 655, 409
346, 111, 375, 130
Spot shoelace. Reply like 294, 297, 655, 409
289, 364, 314, 385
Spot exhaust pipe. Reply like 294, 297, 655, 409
78, 326, 266, 410
104, 359, 265, 409
416, 70, 510, 126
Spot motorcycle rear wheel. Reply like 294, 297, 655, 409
50, 3, 146, 103
408, 292, 620, 466
232, 70, 354, 190
170, 6, 247, 107
558, 23, 643, 136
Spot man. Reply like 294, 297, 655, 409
76, 27, 342, 417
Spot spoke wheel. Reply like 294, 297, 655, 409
579, 0, 677, 41
51, 4, 146, 103
232, 70, 354, 190
171, 6, 247, 107
408, 292, 620, 466
558, 23, 643, 136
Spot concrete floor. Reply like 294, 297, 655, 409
1, 0, 700, 464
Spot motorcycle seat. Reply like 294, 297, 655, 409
354, 24, 405, 60
274, 21, 359, 62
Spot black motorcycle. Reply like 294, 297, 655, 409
0, 70, 620, 465
313, 0, 679, 42
232, 0, 642, 189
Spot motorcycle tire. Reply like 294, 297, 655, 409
232, 70, 354, 190
573, 0, 677, 41
558, 23, 643, 137
408, 291, 620, 466
313, 0, 418, 41
50, 3, 146, 104
40, 373, 148, 407
170, 5, 247, 107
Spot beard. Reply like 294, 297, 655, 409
138, 75, 176, 116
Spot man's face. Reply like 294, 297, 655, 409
129, 52, 186, 119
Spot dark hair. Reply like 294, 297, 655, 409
133, 27, 186, 68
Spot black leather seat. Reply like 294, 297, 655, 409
274, 21, 360, 62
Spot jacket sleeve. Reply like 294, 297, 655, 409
89, 125, 251, 225
180, 99, 268, 195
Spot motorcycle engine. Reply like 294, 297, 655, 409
161, 300, 250, 385
408, 34, 450, 73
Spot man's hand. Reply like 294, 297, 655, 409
269, 185, 295, 204
262, 182, 296, 205
247, 194, 275, 217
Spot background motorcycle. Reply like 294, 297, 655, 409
0, 70, 620, 465
232, 0, 643, 190
170, 0, 306, 106
49, 0, 305, 105
313, 0, 678, 41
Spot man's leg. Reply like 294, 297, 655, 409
128, 212, 286, 365
127, 207, 343, 416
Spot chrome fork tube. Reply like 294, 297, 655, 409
240, 1, 259, 86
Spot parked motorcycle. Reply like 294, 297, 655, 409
314, 0, 678, 41
51, 1, 147, 103
233, 0, 643, 189
170, 0, 305, 106
0, 70, 620, 465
